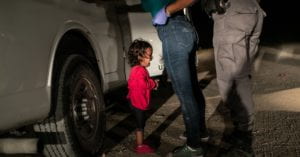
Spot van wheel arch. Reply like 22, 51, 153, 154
34, 32, 106, 157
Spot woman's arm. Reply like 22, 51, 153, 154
165, 0, 195, 16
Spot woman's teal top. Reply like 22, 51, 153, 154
141, 0, 175, 17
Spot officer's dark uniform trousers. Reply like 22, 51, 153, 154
212, 0, 266, 131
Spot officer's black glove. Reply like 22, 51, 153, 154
201, 0, 230, 16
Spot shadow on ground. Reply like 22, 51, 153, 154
102, 54, 217, 155
102, 80, 175, 153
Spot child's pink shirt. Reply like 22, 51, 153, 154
127, 65, 156, 110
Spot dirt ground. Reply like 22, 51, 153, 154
1, 45, 300, 157
103, 46, 300, 157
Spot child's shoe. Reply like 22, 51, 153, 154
135, 144, 155, 154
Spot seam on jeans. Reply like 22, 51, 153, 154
164, 38, 184, 99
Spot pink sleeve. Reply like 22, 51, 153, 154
130, 67, 156, 90
148, 78, 156, 90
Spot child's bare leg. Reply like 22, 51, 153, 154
136, 130, 143, 145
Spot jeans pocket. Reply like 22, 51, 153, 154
172, 21, 196, 49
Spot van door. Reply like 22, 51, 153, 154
120, 0, 164, 78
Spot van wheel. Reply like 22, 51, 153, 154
34, 54, 105, 157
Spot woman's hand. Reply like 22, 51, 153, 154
152, 6, 170, 25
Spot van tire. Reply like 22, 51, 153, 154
34, 54, 105, 157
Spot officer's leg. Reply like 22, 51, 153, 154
233, 76, 255, 131
213, 41, 235, 104
230, 36, 254, 132
249, 10, 265, 63
232, 11, 265, 131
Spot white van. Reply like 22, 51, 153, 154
0, 0, 163, 156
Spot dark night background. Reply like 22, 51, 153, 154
189, 0, 300, 48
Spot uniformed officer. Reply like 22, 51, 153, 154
205, 0, 266, 155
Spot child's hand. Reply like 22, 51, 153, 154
154, 79, 160, 90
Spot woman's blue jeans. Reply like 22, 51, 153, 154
156, 15, 206, 148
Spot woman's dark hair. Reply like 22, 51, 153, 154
128, 39, 152, 67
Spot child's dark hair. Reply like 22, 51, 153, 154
128, 39, 152, 67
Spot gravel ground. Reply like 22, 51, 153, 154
103, 45, 300, 157
1, 45, 300, 157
